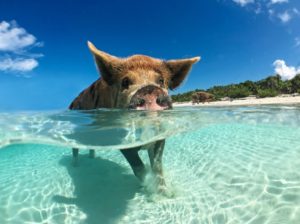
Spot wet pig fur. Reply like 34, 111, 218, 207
69, 41, 200, 195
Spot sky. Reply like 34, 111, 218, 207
0, 0, 300, 110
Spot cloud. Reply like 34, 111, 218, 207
273, 59, 300, 80
232, 0, 254, 7
270, 0, 288, 5
275, 8, 300, 24
293, 8, 300, 15
229, 0, 299, 50
277, 11, 292, 23
254, 3, 262, 14
0, 20, 42, 74
0, 21, 38, 52
268, 9, 275, 16
230, 0, 299, 24
0, 58, 38, 72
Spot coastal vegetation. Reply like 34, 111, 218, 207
172, 74, 300, 102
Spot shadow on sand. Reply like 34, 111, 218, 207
53, 154, 140, 224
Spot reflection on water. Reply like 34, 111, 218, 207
0, 105, 300, 223
1, 105, 300, 150
0, 108, 221, 150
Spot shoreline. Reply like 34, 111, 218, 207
173, 95, 300, 107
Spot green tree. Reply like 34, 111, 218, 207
171, 73, 300, 102
291, 74, 300, 93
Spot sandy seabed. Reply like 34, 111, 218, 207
173, 95, 300, 107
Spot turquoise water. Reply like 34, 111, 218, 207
0, 105, 300, 223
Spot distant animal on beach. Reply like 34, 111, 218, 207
192, 91, 214, 104
69, 41, 200, 195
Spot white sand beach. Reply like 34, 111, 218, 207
173, 95, 300, 107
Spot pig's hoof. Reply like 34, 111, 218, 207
158, 185, 175, 198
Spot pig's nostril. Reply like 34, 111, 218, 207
156, 95, 171, 107
156, 98, 161, 105
137, 98, 145, 107
156, 96, 165, 105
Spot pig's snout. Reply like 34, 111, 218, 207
129, 85, 172, 110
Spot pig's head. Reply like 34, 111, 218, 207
88, 41, 200, 110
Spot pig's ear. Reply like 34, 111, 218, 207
87, 41, 121, 85
165, 57, 201, 90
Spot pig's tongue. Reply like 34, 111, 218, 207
136, 95, 165, 111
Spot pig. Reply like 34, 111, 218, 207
69, 41, 200, 194
192, 91, 214, 104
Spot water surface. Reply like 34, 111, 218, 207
0, 105, 300, 223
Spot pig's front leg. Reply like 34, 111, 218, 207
148, 140, 165, 185
148, 140, 169, 194
120, 147, 146, 182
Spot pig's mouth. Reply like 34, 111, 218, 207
128, 85, 172, 110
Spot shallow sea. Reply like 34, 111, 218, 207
0, 105, 300, 224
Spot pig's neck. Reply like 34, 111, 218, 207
69, 78, 119, 110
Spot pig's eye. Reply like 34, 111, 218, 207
158, 77, 164, 86
121, 77, 131, 89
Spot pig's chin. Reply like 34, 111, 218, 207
136, 104, 168, 111
131, 104, 170, 111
